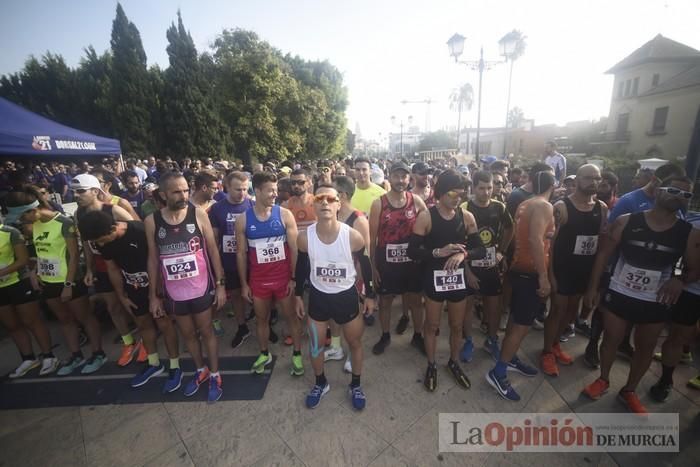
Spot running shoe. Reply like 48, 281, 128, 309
486, 369, 520, 402
447, 359, 471, 389
653, 351, 693, 365
372, 334, 390, 355
484, 336, 500, 361
618, 390, 648, 415
251, 353, 272, 374
213, 319, 225, 337
57, 356, 86, 376
136, 341, 147, 363
575, 320, 592, 338
117, 343, 138, 367
306, 382, 330, 408
39, 357, 60, 376
560, 324, 575, 341
687, 375, 700, 390
81, 353, 107, 374
284, 335, 293, 346
541, 352, 559, 377
552, 343, 573, 365
649, 379, 672, 403
208, 374, 223, 403
410, 334, 426, 355
131, 363, 165, 388
348, 385, 366, 410
499, 313, 509, 331
395, 315, 410, 335
231, 325, 251, 349
617, 342, 635, 360
9, 359, 40, 379
424, 363, 438, 392
268, 327, 279, 344
507, 356, 538, 377
344, 357, 353, 374
363, 314, 375, 326
184, 367, 210, 397
459, 339, 474, 363
582, 378, 609, 400
163, 368, 183, 393
584, 342, 600, 369
324, 346, 345, 362
290, 354, 304, 376
532, 317, 545, 331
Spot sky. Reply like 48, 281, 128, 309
2, 0, 699, 142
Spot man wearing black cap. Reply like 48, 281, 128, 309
411, 162, 434, 208
369, 162, 428, 355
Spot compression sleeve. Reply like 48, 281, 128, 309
353, 249, 376, 298
465, 232, 487, 260
295, 251, 310, 296
407, 233, 431, 261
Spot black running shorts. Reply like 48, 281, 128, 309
0, 279, 40, 307
308, 285, 359, 325
509, 271, 542, 326
669, 290, 700, 326
602, 289, 670, 324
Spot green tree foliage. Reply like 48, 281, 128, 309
110, 2, 153, 154
74, 46, 113, 137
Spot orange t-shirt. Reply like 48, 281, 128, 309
510, 198, 554, 274
284, 193, 316, 232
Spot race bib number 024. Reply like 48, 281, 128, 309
386, 243, 410, 263
433, 268, 466, 292
162, 255, 199, 281
256, 241, 286, 264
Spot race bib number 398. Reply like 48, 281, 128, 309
433, 268, 466, 292
38, 258, 61, 278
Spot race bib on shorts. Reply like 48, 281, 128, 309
222, 234, 237, 254
123, 271, 149, 288
38, 257, 61, 278
314, 262, 351, 286
385, 243, 410, 263
0, 263, 10, 285
255, 240, 286, 264
618, 263, 662, 294
471, 247, 496, 268
573, 235, 598, 256
163, 254, 199, 281
433, 268, 466, 292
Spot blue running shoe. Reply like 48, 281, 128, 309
507, 356, 538, 377
163, 368, 183, 394
459, 338, 474, 363
348, 385, 366, 410
57, 356, 86, 376
184, 368, 210, 397
486, 369, 521, 402
484, 336, 501, 361
208, 374, 223, 404
131, 363, 164, 388
305, 383, 330, 409
81, 353, 107, 374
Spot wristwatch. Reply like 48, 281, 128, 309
64, 281, 76, 287
215, 278, 226, 287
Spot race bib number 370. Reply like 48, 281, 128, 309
618, 264, 661, 294
256, 241, 286, 264
433, 268, 466, 292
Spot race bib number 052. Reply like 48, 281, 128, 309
386, 243, 410, 263
433, 268, 466, 292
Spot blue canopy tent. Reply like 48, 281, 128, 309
0, 97, 121, 158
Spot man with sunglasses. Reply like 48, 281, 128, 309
544, 164, 607, 378
410, 162, 435, 208
295, 185, 376, 409
71, 174, 146, 367
369, 161, 427, 355
408, 169, 486, 392
316, 161, 334, 188
91, 168, 140, 220
582, 176, 697, 414
282, 169, 316, 233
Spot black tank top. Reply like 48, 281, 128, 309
553, 198, 602, 271
425, 205, 466, 270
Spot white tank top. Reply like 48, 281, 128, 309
308, 222, 357, 293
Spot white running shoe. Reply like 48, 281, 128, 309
344, 357, 353, 374
9, 359, 40, 379
39, 357, 60, 376
324, 347, 345, 362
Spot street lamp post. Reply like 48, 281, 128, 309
391, 115, 413, 158
447, 33, 511, 163
499, 33, 519, 158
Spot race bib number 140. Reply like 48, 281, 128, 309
433, 268, 466, 292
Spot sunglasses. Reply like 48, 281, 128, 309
319, 167, 331, 173
493, 181, 504, 186
445, 190, 465, 199
291, 180, 306, 186
659, 186, 693, 199
313, 194, 339, 203
73, 188, 88, 194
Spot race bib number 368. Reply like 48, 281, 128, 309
255, 241, 286, 264
433, 268, 466, 292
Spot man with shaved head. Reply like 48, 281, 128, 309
542, 164, 608, 378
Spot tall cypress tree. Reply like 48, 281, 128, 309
162, 11, 228, 159
110, 3, 153, 155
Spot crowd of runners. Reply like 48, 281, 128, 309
0, 144, 698, 414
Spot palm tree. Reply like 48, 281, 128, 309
499, 29, 527, 155
449, 83, 473, 153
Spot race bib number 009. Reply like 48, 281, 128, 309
256, 241, 286, 264
433, 268, 466, 292
222, 234, 237, 254
619, 264, 661, 294
471, 246, 496, 268
573, 235, 598, 256
162, 255, 199, 281
38, 258, 61, 278
314, 262, 350, 285
386, 243, 410, 263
